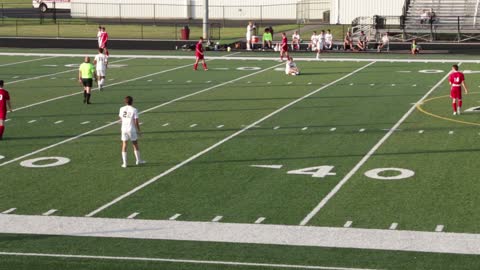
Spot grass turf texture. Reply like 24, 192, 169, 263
1, 51, 480, 268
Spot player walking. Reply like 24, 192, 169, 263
194, 37, 208, 71
449, 64, 468, 115
119, 96, 145, 168
78, 56, 96, 104
280, 32, 289, 61
94, 48, 108, 91
0, 80, 12, 140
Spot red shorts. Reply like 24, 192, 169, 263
281, 45, 288, 52
450, 87, 462, 99
0, 111, 7, 121
196, 54, 204, 60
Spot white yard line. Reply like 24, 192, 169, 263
0, 63, 282, 168
299, 64, 457, 226
0, 251, 379, 270
169, 214, 181, 220
0, 214, 479, 256
1, 208, 16, 214
6, 58, 133, 86
42, 209, 57, 216
212, 216, 223, 222
0, 52, 474, 63
0, 56, 57, 67
127, 212, 140, 219
86, 62, 375, 217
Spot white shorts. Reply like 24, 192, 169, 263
121, 130, 138, 142
97, 69, 106, 77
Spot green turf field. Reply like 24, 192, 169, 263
0, 50, 480, 269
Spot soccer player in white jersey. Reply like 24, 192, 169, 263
93, 48, 108, 90
119, 96, 145, 168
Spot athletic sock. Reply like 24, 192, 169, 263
87, 93, 91, 103
193, 63, 198, 70
459, 100, 463, 109
202, 62, 207, 70
83, 91, 87, 103
134, 150, 141, 163
100, 79, 105, 87
0, 125, 4, 139
452, 102, 457, 112
122, 151, 127, 165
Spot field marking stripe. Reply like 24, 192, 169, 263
0, 63, 281, 168
0, 56, 57, 67
299, 63, 457, 226
7, 58, 133, 85
0, 52, 475, 63
0, 251, 377, 270
86, 62, 375, 217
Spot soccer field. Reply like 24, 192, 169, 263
0, 50, 480, 269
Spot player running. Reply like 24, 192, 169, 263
94, 48, 108, 91
78, 56, 96, 104
449, 64, 468, 115
193, 37, 208, 71
0, 80, 12, 140
280, 32, 289, 61
119, 96, 145, 168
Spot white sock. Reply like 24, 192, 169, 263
100, 78, 105, 86
134, 150, 141, 162
122, 152, 127, 165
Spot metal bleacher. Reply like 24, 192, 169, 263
404, 0, 480, 41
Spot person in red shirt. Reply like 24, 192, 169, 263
280, 32, 289, 61
100, 26, 109, 56
449, 64, 468, 115
194, 37, 208, 71
0, 80, 12, 140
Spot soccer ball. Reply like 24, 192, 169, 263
227, 46, 231, 52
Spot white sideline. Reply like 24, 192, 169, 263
6, 58, 133, 86
0, 214, 479, 255
0, 251, 378, 270
0, 56, 57, 67
0, 52, 476, 63
0, 62, 283, 168
85, 62, 376, 217
299, 63, 458, 226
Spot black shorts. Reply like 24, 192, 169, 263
82, 78, 93, 87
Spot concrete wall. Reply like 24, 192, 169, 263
330, 0, 405, 24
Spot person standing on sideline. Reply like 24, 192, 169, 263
119, 96, 145, 168
94, 48, 108, 91
78, 56, 96, 104
194, 37, 208, 71
0, 80, 12, 140
449, 64, 468, 115
246, 21, 255, 51
280, 32, 289, 61
100, 26, 109, 56
97, 25, 103, 49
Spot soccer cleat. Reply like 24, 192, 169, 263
121, 163, 127, 168
136, 160, 146, 165
453, 112, 457, 115
457, 109, 461, 115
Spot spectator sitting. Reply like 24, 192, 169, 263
285, 56, 300, 76
324, 29, 333, 50
344, 32, 354, 51
291, 31, 301, 50
262, 28, 273, 50
377, 32, 389, 52
420, 9, 430, 24
357, 31, 367, 51
307, 31, 318, 51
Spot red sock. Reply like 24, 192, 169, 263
0, 125, 4, 139
459, 100, 463, 108
202, 62, 207, 70
193, 63, 198, 70
452, 102, 457, 112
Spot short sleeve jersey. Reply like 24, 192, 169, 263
292, 34, 300, 40
325, 33, 333, 42
94, 53, 108, 70
311, 34, 318, 43
281, 36, 288, 50
195, 41, 203, 56
0, 88, 10, 115
119, 105, 138, 132
449, 71, 465, 87
79, 62, 95, 79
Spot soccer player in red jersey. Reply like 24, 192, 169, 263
449, 64, 468, 115
0, 80, 13, 140
194, 37, 208, 71
100, 26, 109, 56
280, 32, 289, 61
